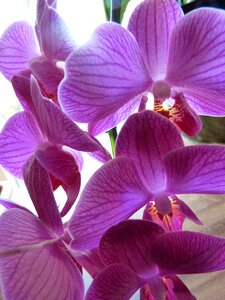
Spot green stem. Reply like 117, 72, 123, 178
107, 127, 117, 157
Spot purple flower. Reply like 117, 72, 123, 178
0, 158, 84, 300
0, 76, 110, 216
59, 0, 225, 136
68, 110, 225, 250
85, 219, 225, 300
0, 0, 76, 102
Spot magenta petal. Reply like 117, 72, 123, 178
88, 95, 141, 136
0, 21, 39, 80
165, 276, 196, 300
128, 0, 183, 80
116, 110, 184, 192
167, 8, 225, 115
30, 56, 64, 99
30, 76, 103, 152
69, 157, 151, 251
23, 156, 63, 236
100, 220, 164, 278
0, 112, 43, 178
165, 145, 225, 194
35, 145, 81, 217
0, 199, 30, 212
0, 209, 84, 300
59, 22, 150, 124
85, 264, 141, 300
37, 1, 76, 61
151, 231, 225, 274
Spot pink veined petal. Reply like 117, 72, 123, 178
128, 0, 183, 81
166, 8, 225, 115
35, 145, 81, 217
59, 22, 150, 125
23, 156, 63, 236
151, 231, 225, 274
30, 76, 104, 152
38, 2, 76, 61
30, 55, 64, 101
164, 276, 196, 300
85, 264, 141, 300
164, 145, 225, 194
88, 95, 141, 136
99, 220, 164, 278
0, 209, 84, 300
0, 199, 30, 212
11, 74, 34, 113
0, 111, 44, 178
116, 110, 184, 193
0, 21, 39, 80
69, 157, 151, 251
73, 248, 106, 278
63, 147, 84, 171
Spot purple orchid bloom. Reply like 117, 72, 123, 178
0, 75, 110, 216
68, 110, 225, 250
0, 0, 76, 102
59, 0, 225, 136
0, 158, 84, 300
85, 219, 225, 300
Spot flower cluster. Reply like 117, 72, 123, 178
1, 0, 225, 299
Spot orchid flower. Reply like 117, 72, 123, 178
59, 0, 225, 136
68, 110, 225, 250
0, 76, 110, 216
0, 0, 76, 102
0, 158, 84, 300
85, 219, 225, 300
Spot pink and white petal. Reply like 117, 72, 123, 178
85, 264, 141, 300
165, 276, 196, 300
151, 231, 225, 274
30, 76, 104, 152
35, 145, 81, 217
128, 0, 183, 80
99, 220, 164, 278
0, 21, 39, 80
167, 8, 225, 114
88, 95, 141, 136
38, 4, 76, 61
69, 157, 151, 251
30, 56, 64, 100
0, 112, 43, 178
165, 145, 225, 194
116, 110, 184, 193
59, 22, 150, 123
0, 209, 84, 300
23, 156, 63, 236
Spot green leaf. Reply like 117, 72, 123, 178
120, 0, 132, 23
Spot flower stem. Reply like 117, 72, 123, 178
107, 127, 117, 157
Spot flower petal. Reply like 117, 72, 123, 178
165, 145, 225, 194
0, 21, 39, 80
165, 276, 196, 300
23, 156, 63, 236
167, 8, 225, 115
69, 157, 151, 251
151, 231, 225, 274
128, 0, 183, 80
116, 110, 184, 193
0, 112, 43, 178
30, 76, 104, 152
99, 220, 164, 277
0, 199, 30, 212
59, 22, 150, 125
85, 264, 141, 300
35, 145, 81, 217
88, 95, 141, 136
0, 209, 84, 300
30, 56, 64, 101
